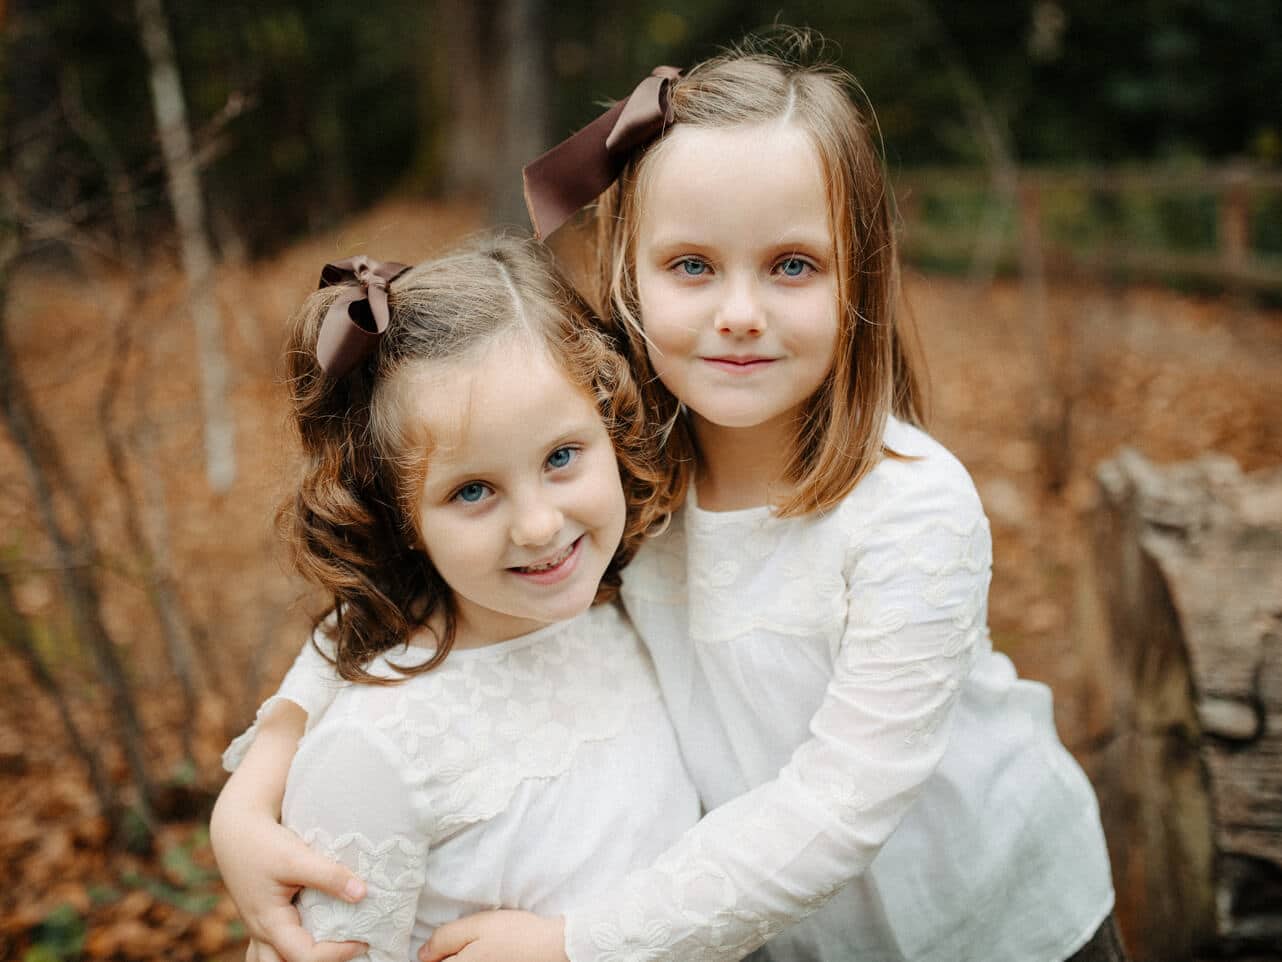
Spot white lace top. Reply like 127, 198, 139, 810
561, 417, 1114, 962
234, 418, 1115, 962
223, 604, 699, 962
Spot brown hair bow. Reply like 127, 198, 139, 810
522, 66, 681, 239
315, 256, 410, 377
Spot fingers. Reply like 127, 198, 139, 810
246, 925, 363, 962
420, 919, 475, 962
306, 941, 369, 962
271, 925, 327, 962
283, 846, 366, 902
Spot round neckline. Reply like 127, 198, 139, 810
686, 482, 777, 525
684, 415, 912, 527
388, 607, 591, 667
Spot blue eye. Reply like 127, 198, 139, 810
547, 446, 577, 469
454, 482, 489, 504
677, 258, 708, 277
778, 257, 809, 277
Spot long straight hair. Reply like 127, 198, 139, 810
592, 32, 928, 517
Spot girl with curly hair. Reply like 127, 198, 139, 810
211, 235, 698, 962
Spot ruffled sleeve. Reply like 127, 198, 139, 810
222, 629, 342, 772
564, 463, 992, 962
284, 720, 429, 962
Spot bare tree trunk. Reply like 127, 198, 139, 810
900, 0, 1071, 494
899, 0, 1020, 291
0, 570, 118, 821
134, 0, 235, 493
436, 0, 502, 196
0, 245, 157, 833
60, 65, 213, 760
490, 0, 549, 227
1090, 450, 1282, 960
1015, 182, 1071, 492
99, 297, 206, 762
429, 0, 548, 227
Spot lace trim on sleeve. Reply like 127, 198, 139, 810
296, 827, 427, 962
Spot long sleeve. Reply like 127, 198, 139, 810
564, 471, 992, 962
284, 721, 429, 962
223, 630, 342, 771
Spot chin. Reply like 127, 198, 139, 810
699, 406, 780, 430
542, 585, 602, 623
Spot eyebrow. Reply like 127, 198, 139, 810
644, 230, 834, 255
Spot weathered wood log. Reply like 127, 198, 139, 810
1089, 449, 1282, 962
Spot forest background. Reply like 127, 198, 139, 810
2, 1, 1280, 961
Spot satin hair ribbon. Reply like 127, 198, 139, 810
315, 256, 410, 377
522, 65, 681, 239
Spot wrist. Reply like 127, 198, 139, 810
550, 915, 569, 962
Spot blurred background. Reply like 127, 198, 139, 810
1, 2, 1279, 961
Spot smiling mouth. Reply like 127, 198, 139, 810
511, 537, 581, 575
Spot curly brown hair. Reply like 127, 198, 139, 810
281, 234, 672, 683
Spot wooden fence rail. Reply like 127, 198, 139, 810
894, 165, 1282, 292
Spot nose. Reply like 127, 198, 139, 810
716, 273, 766, 337
509, 489, 564, 547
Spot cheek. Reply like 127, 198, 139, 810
816, 317, 840, 365
419, 511, 488, 580
637, 276, 693, 345
800, 290, 841, 359
581, 453, 628, 536
641, 300, 698, 378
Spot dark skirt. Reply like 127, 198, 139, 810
1066, 914, 1129, 962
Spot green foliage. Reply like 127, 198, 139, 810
120, 867, 222, 915
8, 0, 1280, 256
121, 806, 153, 855
170, 757, 198, 787
165, 0, 426, 250
25, 904, 85, 962
1040, 185, 1217, 254
161, 829, 220, 888
1253, 195, 1282, 255
87, 883, 123, 906
900, 166, 1281, 292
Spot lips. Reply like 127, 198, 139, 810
702, 355, 777, 373
514, 540, 576, 572
509, 536, 583, 585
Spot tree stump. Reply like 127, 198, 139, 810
1089, 449, 1282, 962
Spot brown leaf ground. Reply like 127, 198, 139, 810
1, 198, 1279, 960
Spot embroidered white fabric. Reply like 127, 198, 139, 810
233, 418, 1114, 962
241, 604, 700, 960
561, 418, 1114, 962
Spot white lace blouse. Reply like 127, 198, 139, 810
561, 417, 1114, 962
223, 604, 699, 962
234, 418, 1115, 962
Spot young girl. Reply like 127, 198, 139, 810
214, 35, 1125, 962
210, 236, 701, 962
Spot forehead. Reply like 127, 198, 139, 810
638, 123, 832, 243
407, 337, 599, 467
